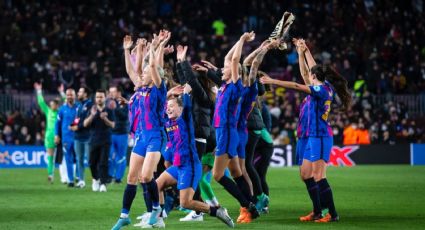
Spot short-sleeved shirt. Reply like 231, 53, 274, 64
213, 79, 243, 128
237, 81, 258, 131
297, 82, 334, 138
138, 81, 167, 132
89, 107, 115, 145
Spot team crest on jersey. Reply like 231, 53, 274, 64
313, 86, 321, 92
141, 92, 150, 97
166, 125, 179, 132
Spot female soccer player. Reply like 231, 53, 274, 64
238, 40, 278, 214
152, 83, 234, 228
34, 82, 61, 183
112, 32, 169, 230
260, 39, 351, 223
210, 31, 259, 224
173, 45, 216, 221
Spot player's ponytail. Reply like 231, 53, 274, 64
311, 64, 352, 111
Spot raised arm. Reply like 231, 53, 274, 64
260, 75, 311, 94
135, 38, 148, 75
182, 61, 212, 106
243, 40, 269, 66
293, 38, 311, 85
34, 83, 49, 114
301, 39, 316, 69
123, 35, 138, 85
156, 30, 172, 68
182, 84, 193, 121
149, 34, 162, 88
232, 31, 255, 83
248, 39, 279, 86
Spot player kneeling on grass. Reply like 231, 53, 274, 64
148, 84, 234, 228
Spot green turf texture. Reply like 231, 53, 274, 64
1, 166, 424, 229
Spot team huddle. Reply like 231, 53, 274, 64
35, 11, 351, 229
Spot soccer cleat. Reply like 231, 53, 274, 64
261, 206, 269, 214
216, 207, 235, 228
153, 217, 166, 228
148, 206, 162, 225
111, 217, 131, 230
268, 11, 295, 50
76, 180, 86, 188
99, 184, 107, 192
134, 212, 151, 227
47, 175, 53, 184
92, 179, 100, 192
255, 194, 270, 211
68, 182, 75, 188
237, 207, 249, 223
180, 210, 204, 222
299, 212, 322, 222
315, 213, 339, 223
136, 212, 151, 220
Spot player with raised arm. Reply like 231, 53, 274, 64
112, 33, 169, 230
34, 82, 62, 183
210, 32, 259, 224
260, 39, 351, 223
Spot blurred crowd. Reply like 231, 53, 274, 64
1, 0, 425, 145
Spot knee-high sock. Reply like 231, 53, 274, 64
200, 171, 217, 202
304, 178, 321, 215
122, 184, 137, 216
141, 183, 153, 212
47, 155, 54, 176
234, 176, 253, 202
218, 176, 249, 208
144, 180, 160, 208
317, 179, 338, 217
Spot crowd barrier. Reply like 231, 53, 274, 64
1, 144, 424, 168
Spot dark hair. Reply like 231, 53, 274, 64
311, 64, 352, 110
81, 86, 92, 97
110, 85, 123, 93
96, 89, 107, 95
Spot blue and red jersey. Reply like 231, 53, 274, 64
213, 79, 243, 128
237, 80, 259, 131
297, 81, 334, 138
165, 94, 199, 167
128, 89, 143, 134
138, 81, 167, 132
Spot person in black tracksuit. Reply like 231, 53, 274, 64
254, 99, 274, 202
83, 89, 115, 192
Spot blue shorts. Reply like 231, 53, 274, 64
215, 127, 239, 158
296, 136, 333, 165
132, 130, 166, 157
236, 129, 248, 159
166, 162, 202, 190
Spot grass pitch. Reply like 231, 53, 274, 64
1, 166, 425, 229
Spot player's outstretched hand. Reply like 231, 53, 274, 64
192, 63, 208, 72
200, 60, 218, 71
241, 31, 255, 42
183, 83, 192, 94
260, 75, 274, 85
123, 35, 133, 50
34, 82, 42, 90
